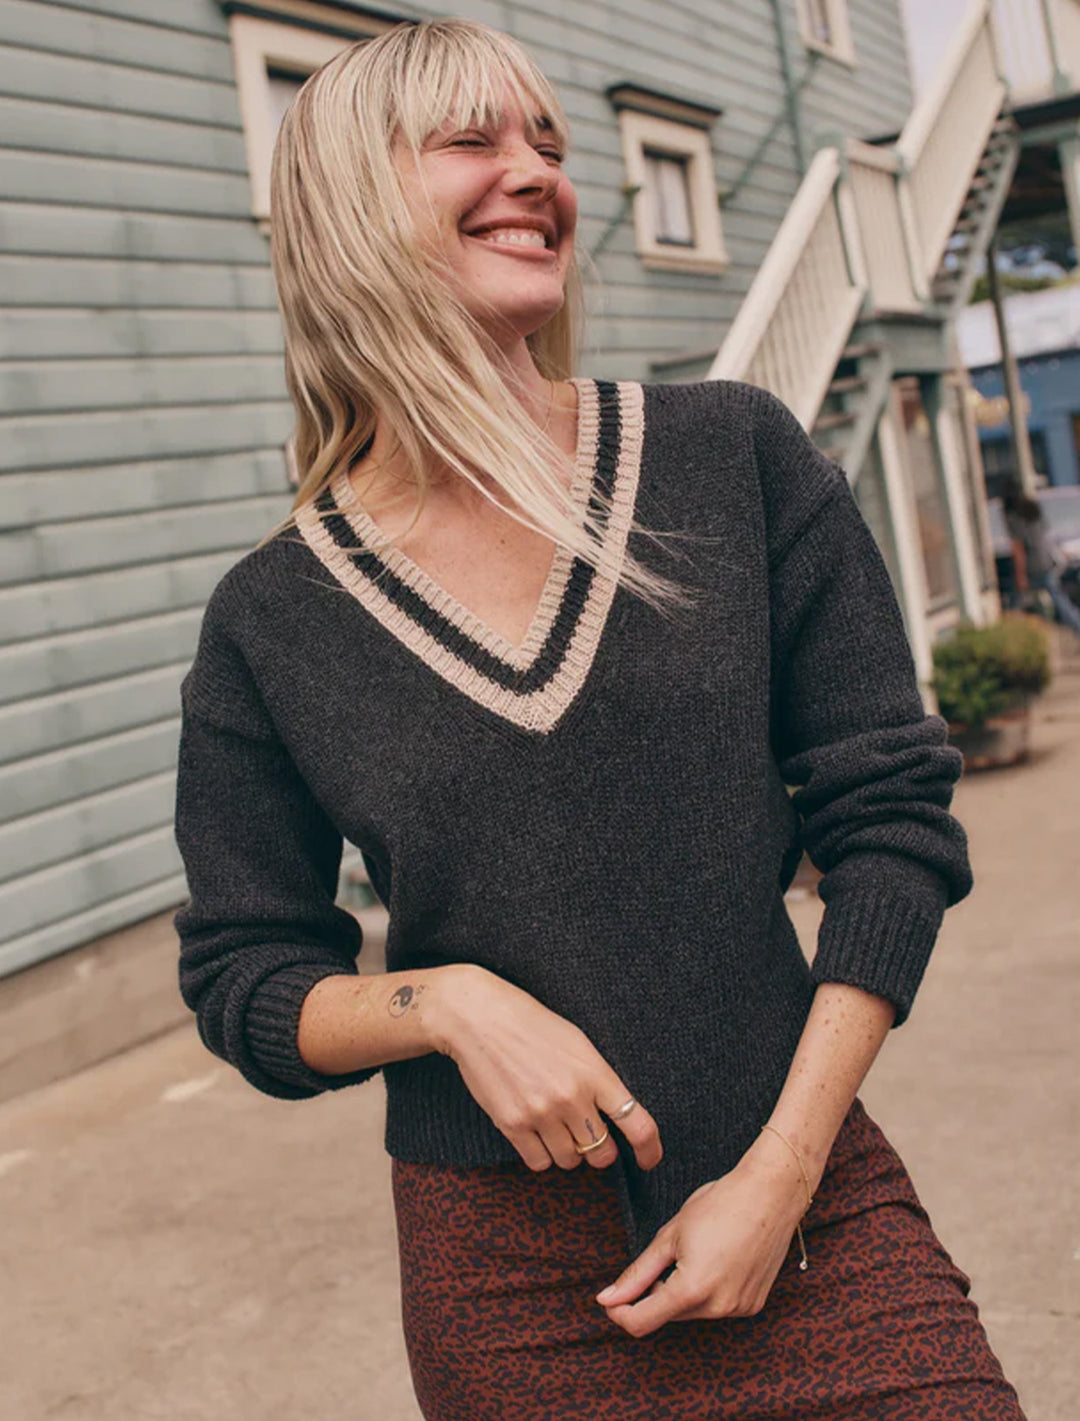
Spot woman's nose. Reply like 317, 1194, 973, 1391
502, 139, 559, 196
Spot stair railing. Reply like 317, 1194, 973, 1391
991, 0, 1080, 100
708, 149, 866, 428
1046, 0, 1080, 88
709, 0, 1007, 432
844, 140, 921, 314
896, 0, 1007, 287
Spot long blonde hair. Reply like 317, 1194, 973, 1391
267, 18, 701, 614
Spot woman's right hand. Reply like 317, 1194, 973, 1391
429, 963, 663, 1174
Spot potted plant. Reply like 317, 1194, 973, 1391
931, 614, 1051, 770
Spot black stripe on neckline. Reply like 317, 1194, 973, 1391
316, 381, 624, 695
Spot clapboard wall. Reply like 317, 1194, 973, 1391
0, 0, 295, 976
0, 0, 915, 978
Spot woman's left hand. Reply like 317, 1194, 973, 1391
594, 1137, 810, 1338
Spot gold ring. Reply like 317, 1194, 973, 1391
611, 1098, 638, 1121
572, 1127, 611, 1155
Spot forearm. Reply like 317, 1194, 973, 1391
760, 982, 895, 1195
297, 961, 474, 1076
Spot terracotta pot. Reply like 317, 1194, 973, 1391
947, 703, 1032, 771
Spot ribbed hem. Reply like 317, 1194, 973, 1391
245, 962, 381, 1096
811, 855, 950, 1026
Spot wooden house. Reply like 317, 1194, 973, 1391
2, 0, 1073, 1087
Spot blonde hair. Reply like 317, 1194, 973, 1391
267, 17, 702, 614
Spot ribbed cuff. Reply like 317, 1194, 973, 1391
811, 854, 951, 1026
245, 962, 381, 1096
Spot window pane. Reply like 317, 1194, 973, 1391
805, 0, 834, 44
267, 68, 306, 140
643, 151, 695, 246
979, 432, 1049, 501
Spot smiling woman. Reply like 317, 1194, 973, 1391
172, 18, 1026, 1421
264, 20, 690, 617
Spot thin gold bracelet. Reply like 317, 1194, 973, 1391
761, 1123, 814, 1272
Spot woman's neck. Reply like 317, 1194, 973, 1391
350, 345, 575, 515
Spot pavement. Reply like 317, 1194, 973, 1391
2, 629, 1078, 1421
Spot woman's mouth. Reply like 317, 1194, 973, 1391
473, 227, 548, 248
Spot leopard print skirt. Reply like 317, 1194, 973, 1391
391, 1100, 1025, 1420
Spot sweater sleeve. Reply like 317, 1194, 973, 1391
752, 386, 974, 1025
173, 586, 380, 1099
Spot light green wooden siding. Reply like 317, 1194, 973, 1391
1, 0, 917, 977
0, 0, 292, 976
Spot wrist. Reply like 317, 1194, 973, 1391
745, 1124, 822, 1217
422, 962, 489, 1058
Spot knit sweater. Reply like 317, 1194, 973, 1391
173, 377, 973, 1258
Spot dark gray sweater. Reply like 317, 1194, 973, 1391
173, 377, 973, 1258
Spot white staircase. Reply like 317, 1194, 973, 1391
708, 0, 1024, 472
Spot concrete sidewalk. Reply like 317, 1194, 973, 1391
2, 634, 1078, 1421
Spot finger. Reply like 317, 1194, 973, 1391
505, 1128, 555, 1173
539, 1120, 587, 1171
605, 1274, 697, 1337
567, 1111, 619, 1170
597, 1083, 662, 1171
595, 1229, 675, 1307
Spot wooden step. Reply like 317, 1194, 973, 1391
839, 341, 883, 362
828, 374, 867, 396
813, 409, 857, 433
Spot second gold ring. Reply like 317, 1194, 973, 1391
572, 1127, 611, 1155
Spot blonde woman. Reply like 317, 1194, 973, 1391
173, 19, 1025, 1420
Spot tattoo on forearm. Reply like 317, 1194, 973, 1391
387, 983, 427, 1019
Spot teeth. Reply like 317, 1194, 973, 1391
474, 228, 548, 248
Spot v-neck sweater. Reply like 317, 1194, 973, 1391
173, 377, 973, 1258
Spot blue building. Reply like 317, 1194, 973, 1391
957, 285, 1080, 495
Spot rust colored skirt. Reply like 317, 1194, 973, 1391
391, 1100, 1025, 1421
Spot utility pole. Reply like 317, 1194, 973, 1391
985, 237, 1039, 497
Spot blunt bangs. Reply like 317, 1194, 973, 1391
389, 23, 570, 157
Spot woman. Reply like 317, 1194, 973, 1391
1003, 488, 1080, 638
173, 19, 1026, 1419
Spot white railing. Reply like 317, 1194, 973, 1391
845, 141, 921, 314
1048, 0, 1080, 87
710, 0, 1007, 429
709, 150, 865, 427
897, 3, 1006, 283
992, 0, 1056, 101
991, 0, 1080, 99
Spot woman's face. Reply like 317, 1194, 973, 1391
395, 88, 578, 348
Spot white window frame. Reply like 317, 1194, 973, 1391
227, 11, 389, 225
615, 110, 728, 274
796, 0, 857, 67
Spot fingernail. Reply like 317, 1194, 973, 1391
596, 1286, 615, 1303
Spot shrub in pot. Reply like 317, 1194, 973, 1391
931, 615, 1051, 769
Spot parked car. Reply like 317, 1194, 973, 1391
987, 486, 1080, 611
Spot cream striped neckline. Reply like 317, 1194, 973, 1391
295, 379, 645, 735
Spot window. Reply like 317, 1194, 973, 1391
225, 9, 390, 224
607, 86, 727, 274
266, 67, 306, 136
796, 0, 856, 65
979, 432, 1050, 500
643, 152, 695, 246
